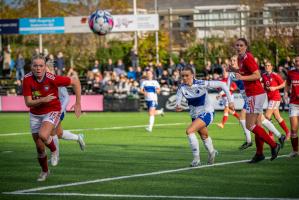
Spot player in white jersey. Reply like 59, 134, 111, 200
46, 64, 85, 164
140, 70, 164, 132
176, 66, 235, 166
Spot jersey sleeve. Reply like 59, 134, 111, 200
155, 81, 160, 89
208, 80, 233, 102
22, 77, 32, 96
274, 73, 284, 85
245, 55, 259, 73
176, 86, 183, 106
54, 76, 71, 87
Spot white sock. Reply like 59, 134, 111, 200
149, 115, 155, 130
53, 135, 59, 157
62, 130, 79, 141
187, 133, 200, 160
203, 137, 214, 154
262, 119, 281, 138
240, 120, 251, 143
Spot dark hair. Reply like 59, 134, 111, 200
182, 66, 194, 74
237, 38, 249, 47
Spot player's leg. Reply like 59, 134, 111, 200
246, 94, 280, 162
217, 106, 229, 128
239, 108, 252, 150
273, 109, 290, 139
229, 108, 240, 120
186, 118, 206, 167
32, 134, 49, 181
198, 127, 217, 165
146, 101, 156, 132
262, 113, 286, 147
289, 104, 299, 157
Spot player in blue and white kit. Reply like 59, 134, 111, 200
176, 66, 235, 167
47, 64, 85, 164
140, 70, 164, 132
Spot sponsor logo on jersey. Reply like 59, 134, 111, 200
44, 85, 50, 91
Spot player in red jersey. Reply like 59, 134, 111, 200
284, 56, 299, 157
23, 55, 81, 181
262, 61, 289, 140
217, 67, 240, 129
230, 38, 281, 163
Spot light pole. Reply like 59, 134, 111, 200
133, 0, 138, 54
38, 0, 43, 53
155, 0, 159, 64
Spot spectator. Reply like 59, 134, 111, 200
171, 69, 180, 87
135, 66, 143, 81
3, 45, 12, 78
92, 73, 103, 94
130, 48, 139, 68
114, 59, 126, 76
203, 60, 212, 80
67, 66, 79, 79
116, 59, 125, 71
176, 58, 186, 71
86, 71, 95, 94
187, 59, 196, 75
55, 51, 65, 75
160, 83, 171, 96
103, 80, 115, 97
155, 62, 163, 80
15, 53, 25, 80
160, 70, 172, 86
114, 74, 130, 99
43, 49, 49, 60
105, 58, 114, 72
212, 57, 223, 75
15, 79, 23, 95
168, 58, 176, 75
127, 66, 136, 80
129, 80, 140, 99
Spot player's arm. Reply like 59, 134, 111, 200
236, 70, 261, 81
208, 81, 235, 110
284, 79, 290, 103
69, 77, 81, 118
24, 94, 56, 107
175, 86, 183, 112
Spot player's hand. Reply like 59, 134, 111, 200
176, 106, 183, 112
71, 103, 82, 118
268, 86, 276, 91
228, 102, 235, 111
42, 93, 56, 103
235, 73, 243, 80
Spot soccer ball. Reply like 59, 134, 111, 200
88, 10, 114, 35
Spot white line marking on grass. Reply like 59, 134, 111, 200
4, 192, 298, 200
1, 151, 13, 154
0, 122, 240, 137
5, 155, 288, 194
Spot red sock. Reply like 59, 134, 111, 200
252, 125, 276, 148
279, 120, 289, 135
38, 155, 48, 172
232, 111, 240, 120
45, 139, 56, 152
222, 116, 228, 125
255, 134, 264, 155
291, 137, 298, 152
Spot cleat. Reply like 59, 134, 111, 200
207, 150, 218, 165
278, 135, 286, 149
239, 142, 253, 150
217, 123, 224, 129
160, 108, 165, 117
78, 134, 85, 151
248, 154, 265, 163
145, 127, 152, 133
289, 151, 299, 158
270, 143, 281, 161
51, 151, 59, 166
286, 132, 291, 140
190, 159, 200, 167
37, 171, 49, 182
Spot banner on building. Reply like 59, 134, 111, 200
19, 17, 64, 35
0, 19, 19, 34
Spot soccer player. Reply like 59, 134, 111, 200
46, 64, 85, 160
216, 67, 240, 129
232, 38, 281, 163
284, 55, 299, 157
176, 66, 234, 166
262, 61, 289, 141
23, 55, 81, 181
140, 70, 164, 132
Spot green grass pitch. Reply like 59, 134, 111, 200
0, 111, 298, 200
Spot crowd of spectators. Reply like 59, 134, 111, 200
0, 45, 297, 98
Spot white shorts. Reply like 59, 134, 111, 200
30, 111, 61, 134
246, 93, 266, 114
267, 100, 280, 110
289, 104, 299, 117
222, 95, 234, 107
